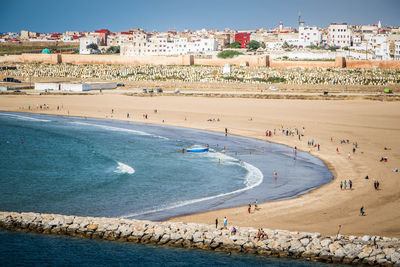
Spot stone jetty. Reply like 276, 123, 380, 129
1, 211, 400, 266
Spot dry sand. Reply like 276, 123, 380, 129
1, 94, 400, 237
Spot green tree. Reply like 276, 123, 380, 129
328, 46, 337, 52
248, 40, 260, 50
107, 46, 120, 54
282, 41, 289, 48
229, 42, 241, 48
86, 43, 98, 50
217, 50, 244, 59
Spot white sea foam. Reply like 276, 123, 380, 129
69, 121, 169, 140
120, 152, 263, 218
114, 161, 135, 175
0, 113, 50, 122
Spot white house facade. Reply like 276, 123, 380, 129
298, 26, 321, 47
328, 23, 351, 47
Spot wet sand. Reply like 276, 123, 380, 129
1, 94, 400, 237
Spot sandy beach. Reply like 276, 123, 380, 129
1, 93, 399, 238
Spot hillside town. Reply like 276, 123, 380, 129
1, 18, 400, 60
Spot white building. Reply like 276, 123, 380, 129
395, 41, 400, 60
35, 82, 116, 92
328, 23, 351, 47
298, 25, 321, 47
80, 36, 103, 54
62, 36, 77, 42
264, 41, 284, 50
374, 42, 391, 60
120, 36, 217, 56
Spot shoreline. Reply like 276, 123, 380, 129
0, 95, 399, 237
0, 111, 332, 222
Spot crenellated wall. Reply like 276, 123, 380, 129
1, 211, 399, 265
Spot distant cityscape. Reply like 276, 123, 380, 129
1, 19, 400, 60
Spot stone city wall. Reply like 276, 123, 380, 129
1, 54, 400, 69
0, 54, 61, 64
270, 60, 336, 68
61, 54, 193, 66
195, 55, 269, 67
1, 211, 400, 266
345, 59, 400, 69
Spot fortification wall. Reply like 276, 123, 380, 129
1, 211, 400, 265
345, 60, 400, 69
0, 55, 22, 63
195, 55, 269, 67
1, 54, 400, 69
61, 54, 194, 66
270, 60, 336, 68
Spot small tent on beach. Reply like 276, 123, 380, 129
41, 48, 51, 54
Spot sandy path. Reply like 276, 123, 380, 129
1, 94, 399, 237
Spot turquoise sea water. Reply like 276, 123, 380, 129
0, 111, 334, 265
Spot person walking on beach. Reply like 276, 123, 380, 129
248, 204, 251, 214
215, 218, 218, 229
340, 181, 343, 190
336, 147, 339, 153
225, 128, 228, 136
255, 199, 258, 210
344, 180, 347, 190
348, 152, 351, 159
360, 206, 365, 216
349, 180, 352, 190
376, 181, 380, 190
223, 217, 227, 229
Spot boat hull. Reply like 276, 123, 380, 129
186, 147, 209, 152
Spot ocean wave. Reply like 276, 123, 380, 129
69, 121, 169, 140
114, 161, 135, 175
120, 152, 263, 218
0, 113, 51, 122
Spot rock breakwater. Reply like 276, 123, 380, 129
1, 211, 399, 266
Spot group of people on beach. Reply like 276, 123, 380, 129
207, 118, 220, 122
22, 103, 67, 113
247, 200, 259, 214
340, 180, 353, 190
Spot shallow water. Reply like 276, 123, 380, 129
0, 112, 333, 220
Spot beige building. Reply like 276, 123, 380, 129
20, 30, 39, 40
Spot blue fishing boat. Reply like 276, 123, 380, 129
186, 145, 209, 152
